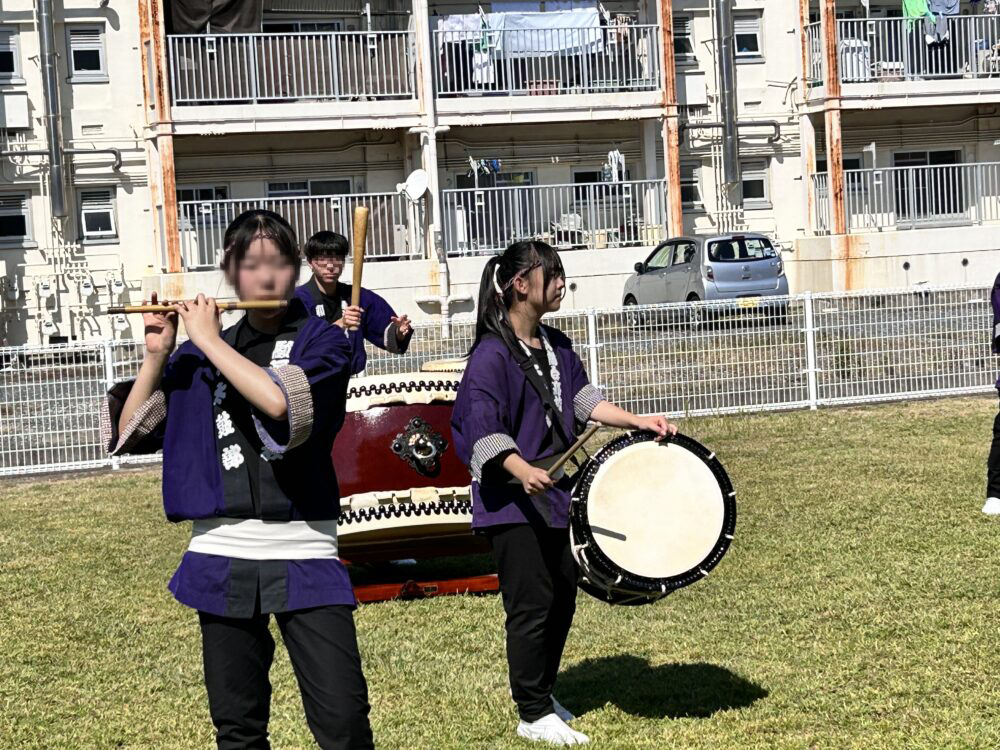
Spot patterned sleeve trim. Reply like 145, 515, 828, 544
101, 386, 167, 455
254, 364, 313, 454
470, 433, 520, 483
573, 383, 606, 423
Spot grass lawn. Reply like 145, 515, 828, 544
2, 396, 1000, 750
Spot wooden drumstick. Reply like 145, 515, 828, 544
107, 300, 288, 314
548, 423, 601, 478
350, 205, 369, 332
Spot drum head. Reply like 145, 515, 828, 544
571, 431, 735, 594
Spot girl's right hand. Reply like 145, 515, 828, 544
143, 291, 178, 356
519, 466, 555, 496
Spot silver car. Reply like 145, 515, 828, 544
623, 233, 789, 312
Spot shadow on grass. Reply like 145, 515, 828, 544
558, 655, 767, 719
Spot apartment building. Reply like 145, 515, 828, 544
0, 0, 996, 345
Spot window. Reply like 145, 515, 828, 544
680, 163, 701, 207
572, 167, 633, 200
0, 193, 31, 244
66, 26, 107, 81
740, 161, 769, 207
0, 28, 19, 81
673, 16, 694, 62
79, 189, 117, 241
734, 15, 763, 60
267, 179, 353, 198
177, 185, 229, 203
817, 156, 865, 192
177, 185, 229, 228
645, 244, 672, 269
671, 241, 696, 266
708, 236, 776, 262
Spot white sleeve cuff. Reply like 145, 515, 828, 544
254, 364, 313, 454
573, 384, 605, 423
470, 433, 519, 483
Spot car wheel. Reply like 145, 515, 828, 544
687, 295, 703, 331
623, 296, 643, 328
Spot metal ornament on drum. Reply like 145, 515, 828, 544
569, 431, 735, 606
332, 365, 483, 563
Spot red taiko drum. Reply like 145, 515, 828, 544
332, 368, 484, 562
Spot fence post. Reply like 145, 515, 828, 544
803, 293, 819, 410
102, 340, 120, 470
586, 308, 600, 389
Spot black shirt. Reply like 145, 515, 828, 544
303, 277, 344, 324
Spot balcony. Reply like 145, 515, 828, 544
176, 192, 425, 270
812, 162, 1000, 234
442, 179, 667, 256
805, 15, 1000, 105
166, 31, 420, 132
433, 19, 662, 124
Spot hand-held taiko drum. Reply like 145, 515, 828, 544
569, 430, 735, 606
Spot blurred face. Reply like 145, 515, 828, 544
513, 263, 565, 315
232, 234, 297, 302
309, 253, 346, 286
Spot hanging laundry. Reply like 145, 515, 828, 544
927, 0, 958, 44
903, 0, 934, 30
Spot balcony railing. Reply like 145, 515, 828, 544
433, 24, 660, 97
441, 179, 667, 256
812, 162, 1000, 233
808, 15, 1000, 87
177, 192, 425, 269
167, 31, 415, 105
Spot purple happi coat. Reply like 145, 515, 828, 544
451, 325, 606, 529
101, 299, 356, 617
992, 271, 1000, 389
294, 278, 411, 375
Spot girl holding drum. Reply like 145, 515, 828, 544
452, 240, 676, 746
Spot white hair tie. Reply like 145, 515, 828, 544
492, 264, 503, 296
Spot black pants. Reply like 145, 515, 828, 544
199, 605, 374, 750
486, 523, 578, 723
988, 402, 1000, 499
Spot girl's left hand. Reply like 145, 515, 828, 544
634, 415, 678, 441
174, 294, 221, 349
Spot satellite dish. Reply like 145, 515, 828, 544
397, 169, 429, 202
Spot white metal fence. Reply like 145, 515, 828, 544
813, 162, 1000, 233
808, 15, 1000, 86
433, 24, 660, 97
167, 31, 416, 105
2, 285, 995, 477
177, 192, 425, 269
442, 179, 668, 256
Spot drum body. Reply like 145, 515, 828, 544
332, 372, 483, 562
570, 431, 735, 605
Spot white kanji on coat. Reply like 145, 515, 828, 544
216, 410, 234, 439
221, 444, 244, 470
213, 381, 228, 406
270, 340, 294, 367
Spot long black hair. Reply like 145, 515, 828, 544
220, 209, 301, 291
470, 240, 565, 356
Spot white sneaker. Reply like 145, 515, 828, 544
982, 497, 1000, 515
551, 696, 575, 722
516, 714, 590, 745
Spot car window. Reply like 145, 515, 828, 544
646, 245, 673, 269
707, 237, 775, 262
672, 242, 696, 266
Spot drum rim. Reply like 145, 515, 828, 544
570, 430, 736, 594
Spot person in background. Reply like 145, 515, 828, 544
296, 230, 413, 375
984, 270, 1000, 515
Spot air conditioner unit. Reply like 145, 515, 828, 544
0, 93, 30, 130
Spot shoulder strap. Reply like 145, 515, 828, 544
514, 349, 573, 452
